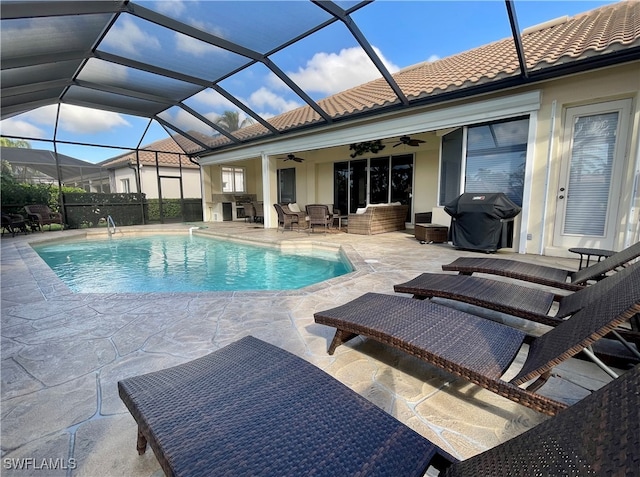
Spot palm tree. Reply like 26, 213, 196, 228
215, 110, 254, 132
1, 137, 31, 148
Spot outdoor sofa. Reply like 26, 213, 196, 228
347, 203, 408, 235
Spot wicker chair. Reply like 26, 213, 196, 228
306, 204, 332, 234
274, 203, 300, 232
1, 212, 28, 236
118, 336, 639, 476
23, 204, 63, 231
253, 202, 264, 223
315, 264, 640, 415
442, 241, 640, 291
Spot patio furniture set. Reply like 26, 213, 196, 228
119, 242, 640, 476
1, 204, 63, 236
274, 202, 411, 235
274, 203, 344, 233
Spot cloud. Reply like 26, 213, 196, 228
249, 88, 301, 114
191, 89, 237, 111
426, 54, 440, 63
2, 105, 131, 138
277, 46, 400, 96
100, 16, 160, 57
57, 105, 130, 134
154, 0, 187, 17
0, 118, 46, 138
174, 31, 213, 57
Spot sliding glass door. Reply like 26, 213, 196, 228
334, 155, 413, 219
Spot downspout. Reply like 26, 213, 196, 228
539, 100, 557, 255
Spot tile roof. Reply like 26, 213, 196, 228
199, 0, 639, 153
101, 137, 199, 169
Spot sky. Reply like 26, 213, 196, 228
1, 0, 618, 164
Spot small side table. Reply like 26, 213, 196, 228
568, 247, 615, 270
415, 224, 448, 243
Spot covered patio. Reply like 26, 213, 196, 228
0, 224, 623, 476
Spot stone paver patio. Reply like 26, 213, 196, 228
1, 222, 619, 476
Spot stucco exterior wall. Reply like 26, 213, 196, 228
137, 166, 201, 199
524, 62, 639, 256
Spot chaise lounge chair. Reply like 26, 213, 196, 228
441, 241, 640, 291
395, 260, 640, 329
314, 264, 640, 415
394, 262, 640, 364
119, 335, 639, 477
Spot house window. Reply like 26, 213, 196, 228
121, 178, 130, 193
222, 166, 245, 193
439, 117, 529, 206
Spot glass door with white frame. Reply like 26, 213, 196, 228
552, 99, 631, 250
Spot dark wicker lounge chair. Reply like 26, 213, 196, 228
395, 260, 640, 328
314, 265, 640, 415
442, 241, 640, 291
119, 336, 639, 477
394, 262, 640, 364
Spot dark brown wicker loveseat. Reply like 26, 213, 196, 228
118, 335, 639, 476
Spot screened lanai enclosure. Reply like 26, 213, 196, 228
3, 0, 638, 249
1, 0, 540, 158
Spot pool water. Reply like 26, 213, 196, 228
33, 234, 352, 293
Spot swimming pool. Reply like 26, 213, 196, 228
32, 234, 352, 293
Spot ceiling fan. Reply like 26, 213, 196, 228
283, 154, 304, 162
393, 135, 425, 147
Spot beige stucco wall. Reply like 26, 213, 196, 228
524, 62, 639, 256
137, 167, 201, 199
197, 61, 639, 256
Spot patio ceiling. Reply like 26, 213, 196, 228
0, 1, 573, 157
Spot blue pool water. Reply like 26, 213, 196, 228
33, 234, 352, 293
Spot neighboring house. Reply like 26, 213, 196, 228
198, 1, 640, 258
100, 137, 201, 200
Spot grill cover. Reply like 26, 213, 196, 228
445, 193, 521, 252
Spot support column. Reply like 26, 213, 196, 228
261, 152, 277, 228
